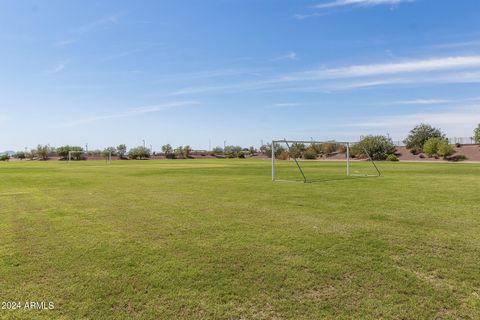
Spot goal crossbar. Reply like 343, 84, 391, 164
272, 139, 381, 183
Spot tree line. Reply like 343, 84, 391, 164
2, 123, 479, 162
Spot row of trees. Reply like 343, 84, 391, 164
3, 123, 478, 162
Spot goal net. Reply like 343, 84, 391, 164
68, 150, 87, 162
271, 139, 381, 183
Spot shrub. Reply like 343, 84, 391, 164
351, 135, 396, 160
36, 145, 51, 160
448, 155, 467, 162
277, 151, 289, 160
13, 152, 26, 160
438, 142, 455, 159
303, 149, 317, 160
117, 144, 127, 159
289, 143, 306, 158
410, 147, 418, 155
238, 151, 246, 159
0, 154, 10, 161
128, 146, 151, 159
386, 154, 399, 161
404, 123, 445, 151
423, 138, 443, 157
474, 124, 480, 144
321, 142, 338, 155
261, 143, 286, 158
455, 143, 461, 148
423, 138, 455, 159
419, 154, 425, 158
211, 147, 223, 155
57, 146, 84, 160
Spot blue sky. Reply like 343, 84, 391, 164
1, 0, 480, 151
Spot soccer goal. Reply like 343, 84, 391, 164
68, 150, 87, 163
271, 139, 381, 183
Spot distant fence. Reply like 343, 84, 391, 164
392, 137, 476, 147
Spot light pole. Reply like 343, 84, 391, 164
142, 140, 146, 148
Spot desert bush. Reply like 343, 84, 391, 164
261, 143, 286, 158
289, 143, 306, 158
36, 145, 51, 160
404, 123, 445, 151
410, 147, 418, 155
0, 154, 10, 161
438, 142, 455, 159
474, 124, 480, 143
303, 149, 317, 160
57, 146, 84, 160
103, 147, 116, 157
419, 154, 425, 158
321, 142, 338, 155
238, 151, 246, 158
277, 151, 289, 160
386, 154, 399, 161
128, 146, 151, 159
423, 138, 453, 159
13, 152, 26, 160
117, 144, 127, 159
448, 155, 467, 162
351, 135, 396, 160
455, 143, 461, 148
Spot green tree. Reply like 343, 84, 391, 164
424, 138, 455, 159
128, 146, 150, 159
438, 142, 455, 159
175, 146, 184, 159
161, 144, 173, 156
14, 151, 26, 160
103, 147, 116, 157
212, 146, 223, 155
404, 123, 445, 150
474, 124, 480, 143
57, 146, 84, 160
248, 146, 257, 156
289, 143, 306, 158
260, 143, 285, 158
183, 145, 192, 158
351, 135, 396, 160
116, 144, 127, 159
0, 154, 10, 161
36, 145, 51, 160
423, 137, 443, 157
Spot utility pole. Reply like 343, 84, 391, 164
85, 143, 88, 153
209, 139, 211, 151
142, 140, 146, 148
223, 140, 226, 151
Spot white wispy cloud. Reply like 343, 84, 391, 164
389, 99, 453, 105
286, 56, 480, 80
315, 0, 414, 9
46, 60, 69, 74
273, 52, 297, 61
160, 55, 480, 96
55, 39, 76, 47
345, 105, 480, 129
270, 103, 301, 108
62, 101, 199, 127
104, 48, 144, 61
73, 14, 119, 34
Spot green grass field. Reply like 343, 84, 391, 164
1, 159, 480, 319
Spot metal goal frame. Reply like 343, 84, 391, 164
271, 139, 381, 183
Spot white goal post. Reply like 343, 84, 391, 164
68, 150, 86, 163
271, 139, 381, 183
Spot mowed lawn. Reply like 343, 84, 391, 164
1, 159, 480, 319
